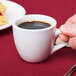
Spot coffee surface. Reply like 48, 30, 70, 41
18, 21, 51, 29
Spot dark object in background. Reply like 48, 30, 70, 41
65, 64, 76, 76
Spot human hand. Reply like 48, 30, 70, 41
59, 14, 76, 49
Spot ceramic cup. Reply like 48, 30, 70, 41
13, 14, 68, 63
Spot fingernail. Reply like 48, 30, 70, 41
61, 24, 71, 32
60, 25, 67, 32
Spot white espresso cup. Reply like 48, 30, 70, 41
13, 14, 68, 63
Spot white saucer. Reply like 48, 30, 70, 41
0, 1, 26, 30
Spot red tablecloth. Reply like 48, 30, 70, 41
0, 0, 76, 76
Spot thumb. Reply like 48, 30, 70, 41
60, 24, 76, 37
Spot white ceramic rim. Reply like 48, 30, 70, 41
13, 14, 57, 31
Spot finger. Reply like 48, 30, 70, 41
69, 37, 76, 50
65, 14, 76, 24
59, 34, 69, 42
65, 19, 72, 25
60, 24, 76, 37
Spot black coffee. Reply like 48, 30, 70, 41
18, 21, 51, 29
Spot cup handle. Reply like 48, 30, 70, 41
51, 28, 68, 54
